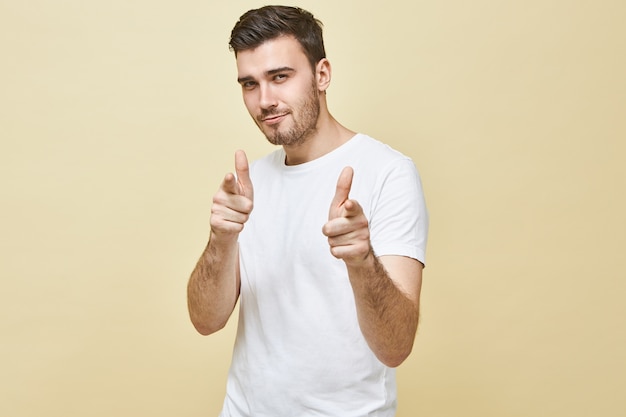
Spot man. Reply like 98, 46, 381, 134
187, 5, 428, 416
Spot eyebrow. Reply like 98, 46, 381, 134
237, 66, 296, 84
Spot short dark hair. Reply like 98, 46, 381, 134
229, 5, 326, 70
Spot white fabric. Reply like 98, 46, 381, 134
220, 134, 429, 417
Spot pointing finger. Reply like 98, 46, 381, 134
235, 150, 254, 199
329, 167, 353, 216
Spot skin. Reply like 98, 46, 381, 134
187, 35, 423, 367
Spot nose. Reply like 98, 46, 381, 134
259, 83, 278, 110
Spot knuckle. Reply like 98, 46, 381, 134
356, 216, 368, 228
210, 206, 222, 218
212, 192, 227, 205
322, 221, 335, 236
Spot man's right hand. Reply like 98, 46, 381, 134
210, 150, 254, 237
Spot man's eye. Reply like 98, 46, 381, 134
241, 82, 257, 91
274, 74, 288, 82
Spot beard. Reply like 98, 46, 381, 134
256, 81, 320, 147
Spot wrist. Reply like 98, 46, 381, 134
209, 229, 239, 248
344, 245, 375, 269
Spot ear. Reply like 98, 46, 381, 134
315, 58, 332, 92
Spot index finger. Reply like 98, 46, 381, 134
234, 150, 253, 199
330, 166, 354, 209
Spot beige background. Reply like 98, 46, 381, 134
1, 0, 625, 416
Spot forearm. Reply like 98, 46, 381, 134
346, 252, 420, 368
187, 234, 240, 335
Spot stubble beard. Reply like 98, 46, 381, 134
258, 82, 320, 147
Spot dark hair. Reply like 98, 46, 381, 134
229, 5, 326, 70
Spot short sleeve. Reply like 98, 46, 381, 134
368, 157, 429, 265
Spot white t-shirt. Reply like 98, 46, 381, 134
220, 134, 428, 417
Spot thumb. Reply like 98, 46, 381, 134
329, 166, 353, 218
235, 150, 254, 200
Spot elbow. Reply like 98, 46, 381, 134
377, 349, 412, 368
192, 321, 223, 336
374, 337, 416, 368
193, 324, 217, 336
187, 293, 234, 336
367, 324, 418, 367
189, 315, 228, 336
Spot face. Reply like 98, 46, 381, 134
236, 36, 321, 147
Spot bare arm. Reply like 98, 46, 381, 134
322, 167, 422, 367
187, 150, 254, 335
345, 253, 422, 367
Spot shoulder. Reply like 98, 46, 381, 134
347, 134, 420, 184
348, 134, 415, 174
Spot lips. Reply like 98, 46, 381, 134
262, 114, 287, 125
259, 111, 289, 126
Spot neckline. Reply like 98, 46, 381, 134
278, 133, 364, 173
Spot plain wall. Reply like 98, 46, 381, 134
1, 0, 625, 416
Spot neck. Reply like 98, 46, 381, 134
283, 106, 356, 165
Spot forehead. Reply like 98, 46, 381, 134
236, 36, 309, 78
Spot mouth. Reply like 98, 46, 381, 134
261, 113, 288, 126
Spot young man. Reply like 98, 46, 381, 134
187, 6, 429, 416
